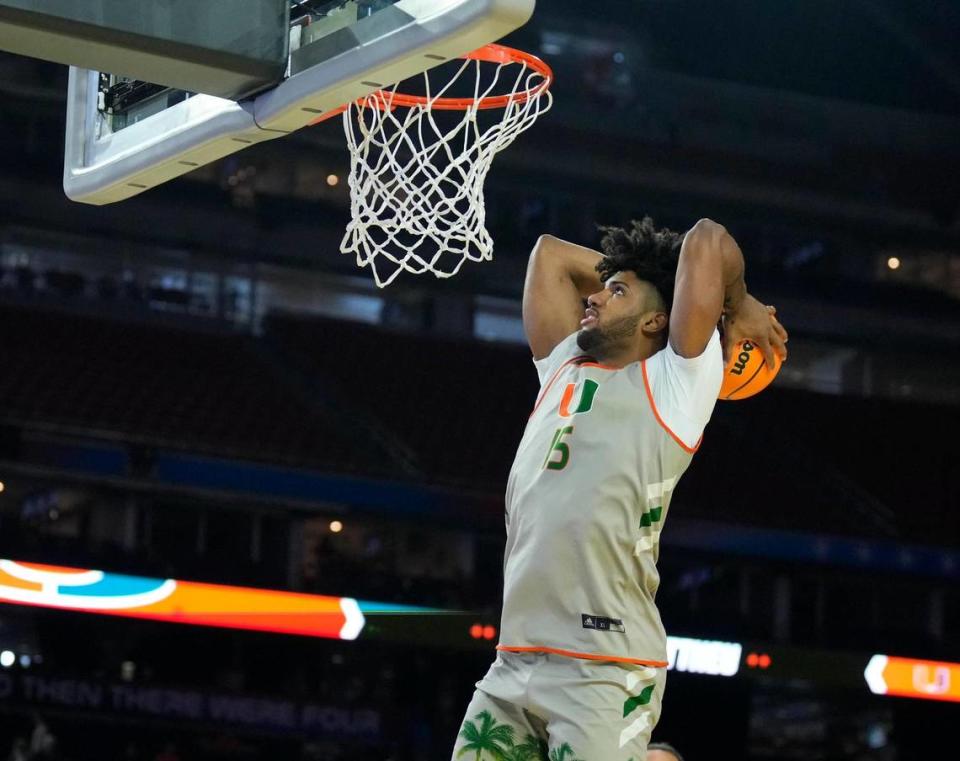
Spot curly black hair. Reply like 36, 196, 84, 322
596, 217, 684, 311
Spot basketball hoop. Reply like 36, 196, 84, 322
338, 44, 553, 287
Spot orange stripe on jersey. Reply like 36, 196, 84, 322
640, 360, 702, 454
530, 356, 589, 418
576, 361, 619, 370
497, 644, 668, 668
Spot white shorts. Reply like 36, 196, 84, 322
451, 650, 666, 760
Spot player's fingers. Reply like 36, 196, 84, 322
776, 339, 788, 362
758, 337, 779, 368
770, 315, 788, 343
769, 329, 788, 362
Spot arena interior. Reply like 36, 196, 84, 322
0, 1, 958, 759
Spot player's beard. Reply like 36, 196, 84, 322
577, 312, 642, 356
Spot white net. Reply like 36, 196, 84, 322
340, 48, 552, 287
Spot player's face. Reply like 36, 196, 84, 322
581, 271, 643, 327
577, 271, 646, 354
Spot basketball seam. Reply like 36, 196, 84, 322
725, 357, 767, 399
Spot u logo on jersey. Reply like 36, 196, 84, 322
558, 379, 600, 418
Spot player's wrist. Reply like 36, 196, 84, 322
721, 283, 749, 317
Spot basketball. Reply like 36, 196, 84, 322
719, 339, 782, 400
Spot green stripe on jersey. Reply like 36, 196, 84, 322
622, 684, 656, 718
639, 506, 663, 528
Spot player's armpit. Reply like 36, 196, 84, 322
669, 219, 744, 359
522, 235, 603, 360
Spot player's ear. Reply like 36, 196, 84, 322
638, 281, 668, 335
641, 310, 668, 336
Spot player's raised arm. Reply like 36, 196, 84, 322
522, 234, 604, 360
670, 219, 788, 366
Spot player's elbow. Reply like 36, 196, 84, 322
529, 235, 565, 273
688, 218, 727, 242
692, 217, 724, 232
682, 220, 731, 267
532, 234, 558, 257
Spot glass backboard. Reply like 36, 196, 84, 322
1, 0, 289, 100
63, 0, 536, 205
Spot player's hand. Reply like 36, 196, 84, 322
722, 294, 788, 367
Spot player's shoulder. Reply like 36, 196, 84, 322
532, 331, 583, 386
647, 327, 722, 376
642, 328, 723, 450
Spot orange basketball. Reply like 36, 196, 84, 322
719, 339, 782, 400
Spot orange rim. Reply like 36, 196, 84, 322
365, 43, 553, 111
309, 44, 552, 124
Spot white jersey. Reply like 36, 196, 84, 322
497, 330, 722, 665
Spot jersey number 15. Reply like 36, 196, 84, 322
543, 426, 574, 471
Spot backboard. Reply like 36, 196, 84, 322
62, 0, 536, 205
2, 1, 290, 100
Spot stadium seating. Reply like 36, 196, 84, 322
0, 305, 387, 474
264, 312, 539, 488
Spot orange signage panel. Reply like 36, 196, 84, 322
0, 559, 436, 641
865, 654, 960, 703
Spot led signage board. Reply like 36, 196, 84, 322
865, 654, 960, 703
4, 557, 957, 705
666, 636, 743, 677
0, 559, 437, 641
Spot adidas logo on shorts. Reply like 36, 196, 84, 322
581, 613, 625, 633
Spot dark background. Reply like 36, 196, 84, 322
0, 1, 958, 759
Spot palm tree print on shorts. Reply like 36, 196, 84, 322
457, 711, 588, 761
457, 710, 516, 760
548, 742, 586, 761
510, 733, 549, 761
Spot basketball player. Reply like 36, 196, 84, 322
451, 218, 787, 760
